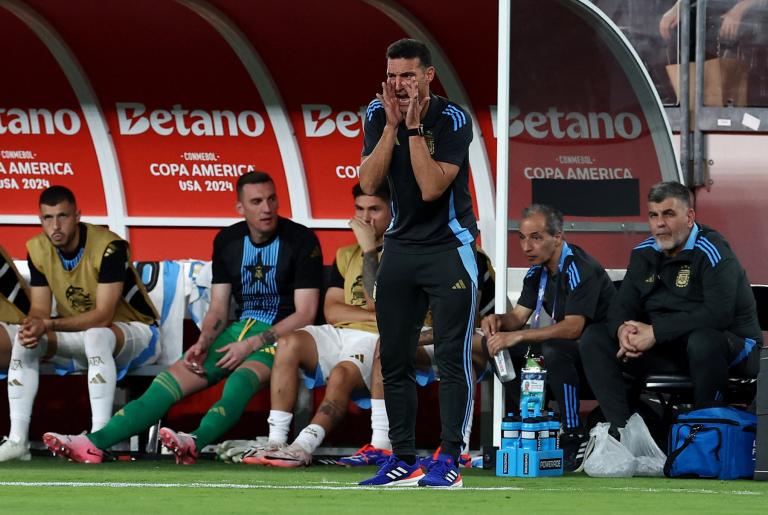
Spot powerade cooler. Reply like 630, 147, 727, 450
496, 356, 564, 477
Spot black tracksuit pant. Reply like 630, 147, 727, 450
375, 243, 477, 460
580, 323, 761, 429
541, 338, 588, 433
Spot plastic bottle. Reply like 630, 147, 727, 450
521, 418, 538, 451
491, 349, 516, 382
501, 414, 522, 449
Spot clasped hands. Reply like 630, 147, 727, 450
616, 321, 656, 361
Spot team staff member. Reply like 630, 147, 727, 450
0, 186, 158, 462
482, 204, 616, 471
0, 245, 32, 375
340, 248, 499, 469
358, 38, 476, 488
44, 172, 323, 464
581, 181, 762, 433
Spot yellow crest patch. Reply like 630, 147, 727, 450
675, 266, 690, 288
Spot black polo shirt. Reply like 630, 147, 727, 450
518, 242, 616, 325
362, 93, 477, 253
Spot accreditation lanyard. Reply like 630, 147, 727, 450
531, 242, 571, 329
531, 272, 555, 330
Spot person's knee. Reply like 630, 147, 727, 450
541, 340, 558, 364
326, 362, 362, 394
686, 328, 728, 364
11, 336, 44, 362
83, 327, 116, 358
273, 334, 304, 368
578, 324, 612, 358
238, 360, 271, 385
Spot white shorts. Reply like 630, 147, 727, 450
50, 321, 158, 378
297, 324, 378, 391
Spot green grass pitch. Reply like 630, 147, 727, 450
0, 457, 765, 514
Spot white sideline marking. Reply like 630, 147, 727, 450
0, 481, 761, 495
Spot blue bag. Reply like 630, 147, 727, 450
664, 407, 756, 480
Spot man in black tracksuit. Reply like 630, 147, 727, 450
483, 204, 616, 471
358, 38, 476, 488
581, 181, 762, 432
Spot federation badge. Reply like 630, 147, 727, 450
675, 266, 690, 288
425, 130, 435, 155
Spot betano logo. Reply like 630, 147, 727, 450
0, 107, 81, 135
116, 103, 265, 137
490, 105, 643, 140
0, 104, 268, 137
302, 104, 365, 138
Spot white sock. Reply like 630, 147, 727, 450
7, 335, 46, 443
267, 410, 292, 445
462, 396, 475, 455
84, 328, 117, 432
293, 424, 325, 454
370, 399, 391, 451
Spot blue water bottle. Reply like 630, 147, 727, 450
533, 416, 546, 451
501, 415, 521, 449
521, 418, 538, 451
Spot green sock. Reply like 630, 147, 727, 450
88, 371, 183, 450
191, 367, 262, 449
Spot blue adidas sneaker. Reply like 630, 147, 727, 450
358, 455, 424, 486
337, 444, 392, 466
418, 453, 463, 488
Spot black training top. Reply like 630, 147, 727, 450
362, 93, 477, 254
211, 217, 323, 324
518, 242, 616, 326
608, 224, 762, 344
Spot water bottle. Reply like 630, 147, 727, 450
491, 349, 516, 382
501, 415, 521, 449
521, 418, 537, 451
535, 417, 548, 451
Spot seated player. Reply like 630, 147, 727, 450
0, 245, 31, 375
481, 204, 616, 471
240, 182, 391, 467
581, 182, 762, 437
43, 172, 323, 464
0, 187, 159, 462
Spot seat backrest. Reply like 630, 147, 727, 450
752, 284, 768, 331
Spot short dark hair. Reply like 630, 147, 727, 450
521, 204, 564, 236
236, 171, 274, 198
386, 38, 432, 68
648, 181, 692, 208
352, 182, 390, 202
39, 185, 76, 207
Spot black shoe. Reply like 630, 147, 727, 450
561, 432, 589, 472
